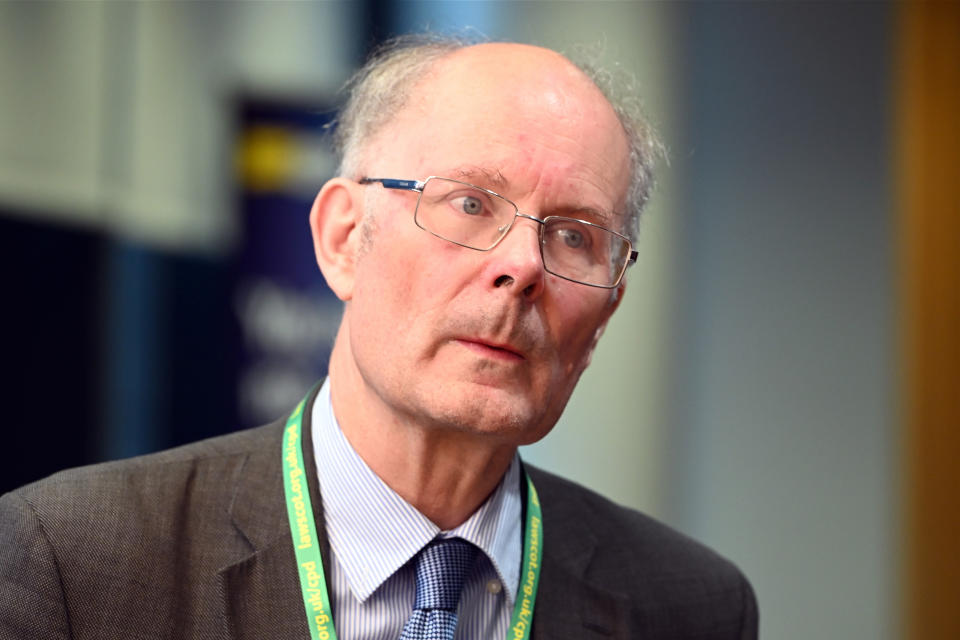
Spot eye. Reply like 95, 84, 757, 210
451, 195, 485, 216
557, 227, 587, 249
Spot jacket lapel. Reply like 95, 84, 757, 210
527, 466, 631, 639
533, 552, 631, 639
218, 385, 331, 640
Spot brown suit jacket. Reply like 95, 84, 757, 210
0, 387, 757, 639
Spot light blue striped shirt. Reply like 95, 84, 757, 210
311, 379, 522, 640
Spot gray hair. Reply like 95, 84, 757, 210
333, 34, 662, 243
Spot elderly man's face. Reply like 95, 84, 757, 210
343, 44, 632, 446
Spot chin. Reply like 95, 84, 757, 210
395, 371, 563, 443
421, 389, 553, 445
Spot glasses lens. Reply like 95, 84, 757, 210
542, 217, 630, 287
412, 177, 630, 288
414, 178, 515, 250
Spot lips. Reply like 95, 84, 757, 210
455, 338, 526, 361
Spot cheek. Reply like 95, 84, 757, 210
545, 289, 611, 366
351, 244, 414, 340
353, 234, 469, 332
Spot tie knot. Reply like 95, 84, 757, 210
412, 538, 478, 611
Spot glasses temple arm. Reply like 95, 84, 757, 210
358, 178, 425, 192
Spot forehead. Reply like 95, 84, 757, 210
366, 44, 632, 214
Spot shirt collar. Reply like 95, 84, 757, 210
311, 379, 522, 604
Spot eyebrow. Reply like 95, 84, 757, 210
442, 166, 622, 229
556, 205, 615, 227
448, 166, 509, 190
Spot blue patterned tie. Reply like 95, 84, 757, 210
398, 538, 479, 640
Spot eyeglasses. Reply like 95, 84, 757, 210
359, 176, 636, 288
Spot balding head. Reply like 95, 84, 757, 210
334, 35, 659, 243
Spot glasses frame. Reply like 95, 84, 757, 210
359, 176, 637, 289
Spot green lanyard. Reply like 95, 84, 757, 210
282, 393, 543, 640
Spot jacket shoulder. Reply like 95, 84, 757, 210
529, 464, 738, 573
2, 420, 285, 562
11, 421, 281, 502
0, 420, 289, 638
527, 464, 758, 638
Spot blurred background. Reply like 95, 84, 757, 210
1, 1, 957, 638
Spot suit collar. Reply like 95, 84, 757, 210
218, 384, 330, 640
226, 420, 287, 552
526, 465, 632, 639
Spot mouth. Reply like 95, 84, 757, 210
455, 338, 526, 362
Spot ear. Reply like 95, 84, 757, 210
309, 177, 365, 301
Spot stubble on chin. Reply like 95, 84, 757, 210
406, 378, 541, 441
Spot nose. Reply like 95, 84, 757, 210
484, 214, 546, 301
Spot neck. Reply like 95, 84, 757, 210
327, 332, 517, 530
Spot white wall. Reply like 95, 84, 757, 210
670, 4, 896, 638
0, 1, 359, 251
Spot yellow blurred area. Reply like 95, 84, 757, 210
236, 125, 300, 193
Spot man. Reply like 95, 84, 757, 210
0, 38, 757, 639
